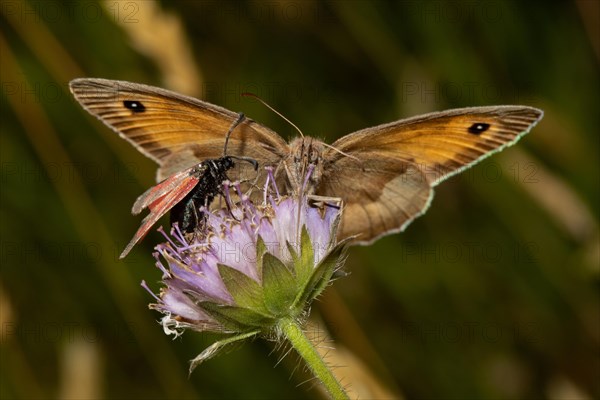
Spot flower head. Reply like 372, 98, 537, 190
142, 169, 349, 369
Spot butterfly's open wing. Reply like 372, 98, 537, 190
321, 106, 543, 243
120, 174, 200, 258
69, 78, 289, 181
322, 159, 433, 244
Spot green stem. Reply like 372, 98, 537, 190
278, 318, 350, 400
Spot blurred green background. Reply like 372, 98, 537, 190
1, 0, 598, 399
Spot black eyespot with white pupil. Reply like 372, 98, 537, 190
468, 122, 490, 135
123, 100, 146, 113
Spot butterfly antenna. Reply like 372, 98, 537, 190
241, 93, 358, 161
223, 113, 246, 156
320, 142, 360, 161
241, 92, 304, 138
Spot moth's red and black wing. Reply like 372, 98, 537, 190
120, 173, 200, 258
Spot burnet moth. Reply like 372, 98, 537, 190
120, 113, 257, 258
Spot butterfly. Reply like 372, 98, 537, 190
69, 78, 543, 245
117, 113, 257, 258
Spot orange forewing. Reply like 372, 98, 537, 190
69, 78, 287, 181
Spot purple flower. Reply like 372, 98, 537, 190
142, 170, 349, 369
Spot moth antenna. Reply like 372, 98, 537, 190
229, 155, 259, 170
241, 92, 304, 138
223, 113, 246, 156
320, 142, 360, 161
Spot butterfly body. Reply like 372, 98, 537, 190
69, 78, 543, 247
281, 137, 327, 194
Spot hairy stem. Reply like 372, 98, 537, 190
278, 318, 350, 400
